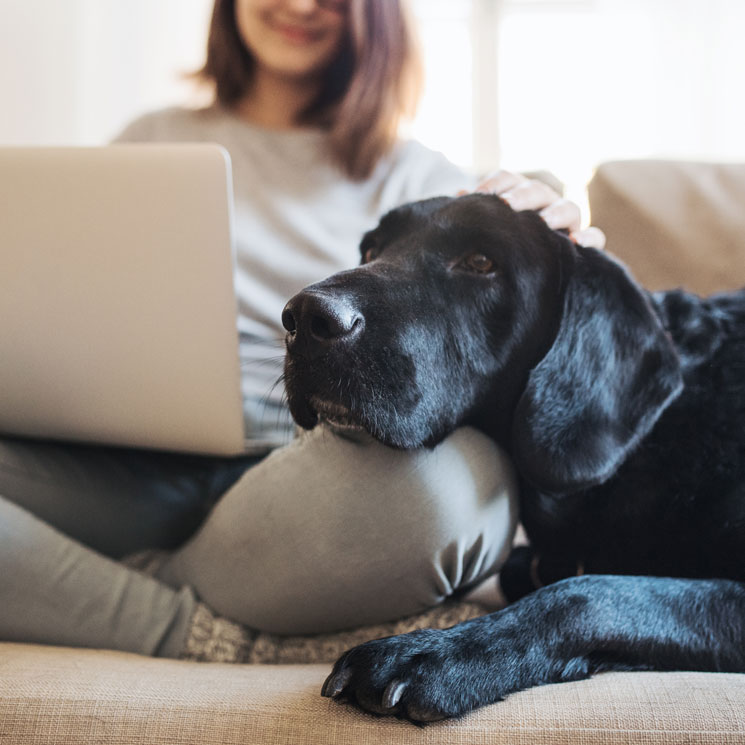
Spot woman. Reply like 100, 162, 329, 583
0, 0, 603, 660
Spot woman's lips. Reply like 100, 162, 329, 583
273, 22, 323, 44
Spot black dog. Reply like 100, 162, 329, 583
281, 194, 745, 723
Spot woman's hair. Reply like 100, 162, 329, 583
195, 0, 423, 180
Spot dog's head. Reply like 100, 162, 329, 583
282, 194, 682, 493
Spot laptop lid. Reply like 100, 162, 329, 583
0, 144, 247, 456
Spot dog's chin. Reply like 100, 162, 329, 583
289, 392, 438, 450
307, 396, 367, 434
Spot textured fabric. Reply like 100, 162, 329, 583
181, 599, 488, 664
2, 643, 744, 744
115, 106, 475, 448
181, 602, 256, 663
588, 160, 745, 296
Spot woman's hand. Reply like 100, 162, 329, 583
467, 169, 606, 250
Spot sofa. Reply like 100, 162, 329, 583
2, 159, 745, 744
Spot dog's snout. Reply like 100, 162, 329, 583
283, 290, 364, 357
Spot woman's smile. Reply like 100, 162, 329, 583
235, 0, 347, 83
270, 19, 327, 45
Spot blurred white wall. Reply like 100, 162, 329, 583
0, 0, 212, 145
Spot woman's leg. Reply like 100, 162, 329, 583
0, 436, 252, 656
0, 495, 195, 656
0, 427, 515, 653
0, 436, 255, 558
158, 425, 518, 635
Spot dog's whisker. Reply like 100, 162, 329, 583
240, 354, 286, 371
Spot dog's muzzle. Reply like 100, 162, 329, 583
282, 288, 368, 432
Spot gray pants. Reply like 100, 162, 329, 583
0, 425, 517, 656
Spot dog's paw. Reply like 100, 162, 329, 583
321, 628, 496, 723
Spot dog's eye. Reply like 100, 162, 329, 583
362, 246, 378, 264
459, 253, 495, 274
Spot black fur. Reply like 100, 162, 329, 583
281, 194, 745, 722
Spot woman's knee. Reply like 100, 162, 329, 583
368, 426, 519, 600
295, 425, 519, 627
239, 424, 518, 585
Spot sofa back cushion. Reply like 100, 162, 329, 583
588, 160, 745, 295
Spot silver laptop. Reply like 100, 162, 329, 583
0, 144, 247, 456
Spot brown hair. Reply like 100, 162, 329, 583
195, 0, 423, 180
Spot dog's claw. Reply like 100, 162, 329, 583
321, 668, 352, 698
382, 679, 407, 709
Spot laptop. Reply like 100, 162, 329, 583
0, 144, 248, 456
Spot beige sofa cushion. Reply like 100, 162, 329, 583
588, 160, 745, 295
2, 642, 745, 744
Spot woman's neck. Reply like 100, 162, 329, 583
235, 70, 321, 130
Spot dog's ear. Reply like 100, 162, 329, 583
511, 245, 682, 494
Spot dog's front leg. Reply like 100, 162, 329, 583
322, 574, 745, 723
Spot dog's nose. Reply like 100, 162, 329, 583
282, 290, 364, 358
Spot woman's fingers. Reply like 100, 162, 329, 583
539, 198, 582, 233
499, 179, 561, 213
477, 170, 564, 214
570, 226, 607, 250
468, 168, 606, 249
475, 169, 528, 195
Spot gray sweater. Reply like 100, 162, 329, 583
116, 106, 474, 449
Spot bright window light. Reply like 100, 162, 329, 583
410, 0, 745, 209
